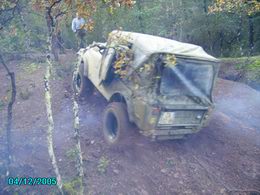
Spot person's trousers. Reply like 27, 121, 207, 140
76, 29, 87, 49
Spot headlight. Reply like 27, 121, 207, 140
158, 112, 175, 125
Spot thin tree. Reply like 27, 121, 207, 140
43, 0, 64, 193
72, 65, 84, 194
0, 54, 16, 177
209, 0, 260, 55
0, 0, 19, 177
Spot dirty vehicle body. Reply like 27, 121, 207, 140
73, 31, 220, 143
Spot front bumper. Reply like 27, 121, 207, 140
140, 127, 201, 140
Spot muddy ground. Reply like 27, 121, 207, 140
0, 54, 260, 195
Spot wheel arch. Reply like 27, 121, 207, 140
109, 92, 134, 123
77, 56, 89, 77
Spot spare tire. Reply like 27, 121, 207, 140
103, 102, 131, 145
72, 63, 94, 97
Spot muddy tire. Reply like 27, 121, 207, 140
103, 102, 131, 145
72, 64, 94, 97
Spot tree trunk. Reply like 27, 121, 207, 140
73, 96, 84, 195
179, 0, 183, 41
237, 15, 243, 56
248, 15, 254, 55
203, 0, 207, 13
44, 1, 63, 194
203, 0, 213, 53
71, 62, 84, 194
45, 7, 59, 61
0, 54, 16, 177
136, 0, 145, 33
44, 56, 63, 195
220, 31, 224, 57
52, 34, 59, 61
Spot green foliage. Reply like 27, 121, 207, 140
22, 62, 39, 74
209, 0, 260, 16
4, 89, 12, 103
63, 177, 83, 195
0, 25, 27, 53
97, 156, 109, 174
19, 87, 32, 100
0, 5, 46, 53
222, 56, 260, 81
247, 58, 260, 80
1, 0, 260, 57
66, 147, 78, 160
54, 61, 74, 79
0, 100, 5, 112
165, 158, 174, 167
248, 59, 260, 70
84, 0, 260, 57
25, 12, 47, 50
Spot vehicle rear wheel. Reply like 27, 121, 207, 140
72, 64, 94, 97
103, 102, 131, 145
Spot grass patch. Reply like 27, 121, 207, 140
165, 158, 174, 167
220, 55, 260, 63
19, 88, 32, 100
0, 100, 5, 112
97, 156, 110, 174
54, 62, 74, 79
220, 56, 260, 69
65, 147, 78, 160
220, 55, 260, 81
63, 177, 83, 195
248, 59, 260, 70
1, 90, 12, 105
22, 62, 40, 74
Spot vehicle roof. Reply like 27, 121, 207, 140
108, 30, 219, 63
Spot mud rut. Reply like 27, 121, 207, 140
0, 61, 259, 195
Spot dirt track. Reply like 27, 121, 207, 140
0, 59, 259, 195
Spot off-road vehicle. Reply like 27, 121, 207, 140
73, 31, 219, 144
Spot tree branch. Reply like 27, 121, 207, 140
46, 0, 62, 28
0, 54, 11, 74
0, 0, 20, 29
50, 0, 62, 10
55, 11, 67, 19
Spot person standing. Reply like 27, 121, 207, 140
72, 12, 87, 49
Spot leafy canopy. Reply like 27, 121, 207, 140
209, 0, 260, 15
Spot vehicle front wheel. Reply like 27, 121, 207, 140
72, 64, 94, 97
103, 102, 131, 145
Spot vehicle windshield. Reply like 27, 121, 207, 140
160, 60, 214, 104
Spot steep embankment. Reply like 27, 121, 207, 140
219, 56, 260, 90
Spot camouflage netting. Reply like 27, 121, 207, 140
102, 31, 219, 105
108, 30, 218, 71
